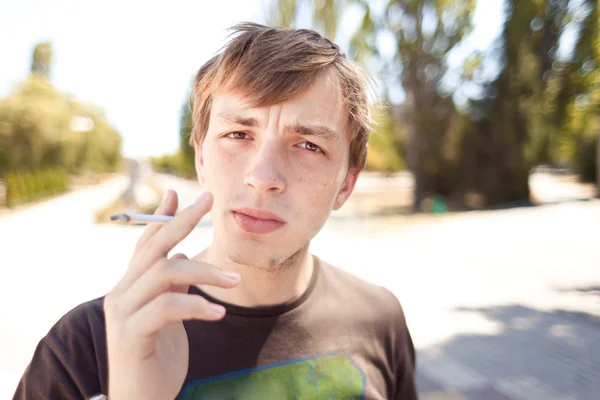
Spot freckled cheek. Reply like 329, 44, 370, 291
207, 146, 243, 179
296, 172, 340, 214
295, 179, 338, 238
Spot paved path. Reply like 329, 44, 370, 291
321, 199, 600, 400
0, 175, 131, 396
1, 173, 599, 399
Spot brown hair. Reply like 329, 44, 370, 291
190, 22, 374, 170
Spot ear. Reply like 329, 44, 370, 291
333, 167, 359, 210
194, 142, 205, 187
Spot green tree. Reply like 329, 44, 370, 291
155, 86, 197, 179
0, 42, 122, 176
365, 105, 405, 172
267, 0, 298, 27
595, 4, 600, 196
177, 89, 197, 178
461, 0, 599, 203
383, 0, 475, 210
567, 0, 599, 194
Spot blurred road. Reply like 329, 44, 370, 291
326, 200, 600, 400
1, 170, 599, 399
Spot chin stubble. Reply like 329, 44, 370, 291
227, 243, 309, 275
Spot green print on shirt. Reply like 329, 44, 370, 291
179, 351, 365, 399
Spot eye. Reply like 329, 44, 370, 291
298, 141, 323, 153
226, 131, 251, 140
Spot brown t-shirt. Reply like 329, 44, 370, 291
13, 256, 417, 399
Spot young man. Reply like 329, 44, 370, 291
14, 23, 417, 399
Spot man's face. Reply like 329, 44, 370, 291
196, 73, 358, 268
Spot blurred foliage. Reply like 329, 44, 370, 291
177, 88, 197, 178
151, 151, 196, 179
365, 105, 405, 172
458, 0, 599, 204
151, 89, 196, 179
0, 41, 123, 207
267, 0, 600, 208
267, 0, 298, 29
4, 168, 69, 207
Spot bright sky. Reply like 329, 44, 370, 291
0, 0, 504, 158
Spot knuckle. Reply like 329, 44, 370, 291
154, 257, 170, 272
147, 258, 168, 279
152, 258, 174, 283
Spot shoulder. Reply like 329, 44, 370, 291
14, 296, 109, 399
315, 257, 413, 350
315, 257, 416, 392
44, 296, 107, 355
317, 257, 409, 325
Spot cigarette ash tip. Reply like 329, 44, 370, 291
110, 213, 130, 222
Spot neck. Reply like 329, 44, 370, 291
192, 244, 314, 308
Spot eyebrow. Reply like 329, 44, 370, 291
217, 113, 340, 143
285, 122, 340, 143
218, 113, 260, 128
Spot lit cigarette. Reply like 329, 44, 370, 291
110, 213, 174, 224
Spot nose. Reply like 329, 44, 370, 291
244, 141, 286, 194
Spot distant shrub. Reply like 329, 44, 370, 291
4, 168, 70, 207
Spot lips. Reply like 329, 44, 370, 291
232, 208, 285, 234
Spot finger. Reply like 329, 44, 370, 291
129, 292, 226, 337
119, 192, 213, 293
169, 253, 190, 294
135, 191, 213, 268
121, 258, 240, 316
133, 189, 179, 254
111, 190, 178, 295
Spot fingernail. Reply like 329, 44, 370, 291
221, 270, 240, 282
210, 304, 225, 316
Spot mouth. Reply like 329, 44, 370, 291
231, 208, 286, 234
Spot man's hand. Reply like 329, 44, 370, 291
103, 190, 240, 400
